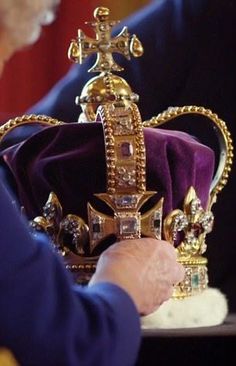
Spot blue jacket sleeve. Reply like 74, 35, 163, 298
0, 182, 141, 366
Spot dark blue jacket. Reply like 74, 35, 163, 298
0, 182, 140, 366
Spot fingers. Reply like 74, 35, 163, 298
90, 237, 185, 315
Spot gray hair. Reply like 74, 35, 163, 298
0, 0, 60, 51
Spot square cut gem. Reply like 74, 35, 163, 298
120, 142, 134, 157
92, 223, 101, 233
118, 214, 140, 237
91, 216, 104, 240
115, 195, 137, 209
113, 115, 134, 135
191, 273, 199, 288
120, 218, 137, 234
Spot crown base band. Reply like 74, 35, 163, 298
66, 254, 208, 299
173, 260, 208, 299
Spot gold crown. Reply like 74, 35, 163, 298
0, 7, 233, 298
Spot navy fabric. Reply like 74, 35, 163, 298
28, 0, 236, 126
0, 182, 141, 366
28, 0, 236, 312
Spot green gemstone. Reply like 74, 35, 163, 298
191, 273, 199, 288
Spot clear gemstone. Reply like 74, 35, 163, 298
114, 115, 134, 135
61, 218, 78, 234
43, 203, 55, 220
128, 178, 136, 186
173, 213, 188, 231
115, 195, 137, 208
190, 198, 202, 215
120, 115, 132, 127
123, 172, 131, 182
120, 217, 138, 235
117, 167, 126, 175
99, 23, 109, 32
200, 212, 214, 233
185, 232, 198, 245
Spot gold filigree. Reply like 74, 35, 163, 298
173, 262, 208, 298
164, 187, 214, 258
86, 100, 163, 247
68, 7, 143, 121
30, 192, 89, 257
163, 187, 213, 298
0, 114, 63, 142
68, 6, 143, 73
31, 191, 163, 254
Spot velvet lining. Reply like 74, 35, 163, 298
2, 122, 214, 239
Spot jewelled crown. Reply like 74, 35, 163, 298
0, 7, 233, 298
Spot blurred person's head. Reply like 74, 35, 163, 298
0, 0, 59, 74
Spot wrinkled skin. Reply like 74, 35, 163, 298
90, 238, 185, 315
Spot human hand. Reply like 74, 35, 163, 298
89, 238, 185, 315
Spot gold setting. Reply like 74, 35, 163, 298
164, 187, 213, 298
88, 101, 162, 245
30, 192, 90, 257
68, 6, 143, 73
68, 6, 143, 121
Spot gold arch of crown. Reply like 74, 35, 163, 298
0, 7, 233, 297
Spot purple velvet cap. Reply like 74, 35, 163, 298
2, 122, 214, 231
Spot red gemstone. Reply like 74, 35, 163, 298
189, 223, 203, 237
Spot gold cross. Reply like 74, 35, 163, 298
68, 7, 143, 73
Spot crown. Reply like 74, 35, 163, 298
0, 7, 233, 300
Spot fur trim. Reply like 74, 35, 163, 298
141, 288, 228, 329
